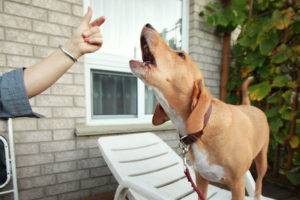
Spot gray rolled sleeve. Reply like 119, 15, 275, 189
0, 68, 41, 119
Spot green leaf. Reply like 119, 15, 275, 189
279, 106, 292, 120
269, 118, 284, 133
259, 31, 279, 55
267, 92, 281, 104
265, 107, 278, 118
290, 136, 300, 149
271, 44, 292, 64
272, 75, 289, 87
287, 168, 300, 185
293, 151, 300, 166
282, 90, 292, 102
249, 81, 271, 101
271, 53, 288, 64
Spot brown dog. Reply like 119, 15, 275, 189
129, 24, 269, 200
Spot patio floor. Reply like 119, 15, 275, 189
82, 192, 114, 200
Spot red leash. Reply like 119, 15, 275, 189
184, 167, 206, 200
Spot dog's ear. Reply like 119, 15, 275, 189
152, 103, 169, 125
186, 79, 212, 133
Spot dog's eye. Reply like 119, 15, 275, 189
177, 51, 185, 59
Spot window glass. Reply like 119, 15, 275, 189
92, 70, 137, 117
89, 0, 183, 120
92, 0, 183, 58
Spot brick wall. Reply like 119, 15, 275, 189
189, 0, 222, 97
0, 0, 221, 199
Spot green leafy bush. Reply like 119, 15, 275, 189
201, 0, 300, 185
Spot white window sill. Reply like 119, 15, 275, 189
75, 121, 176, 136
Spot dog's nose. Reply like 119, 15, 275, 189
145, 23, 154, 30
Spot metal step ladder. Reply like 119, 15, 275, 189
0, 118, 19, 200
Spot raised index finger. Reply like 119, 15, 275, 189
90, 16, 105, 27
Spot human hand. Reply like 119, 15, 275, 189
64, 7, 105, 59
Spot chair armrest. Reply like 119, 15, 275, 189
120, 178, 172, 200
244, 170, 256, 197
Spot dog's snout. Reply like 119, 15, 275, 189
145, 23, 154, 30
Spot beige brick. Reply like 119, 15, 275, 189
49, 11, 81, 27
90, 166, 111, 177
33, 21, 71, 37
62, 0, 82, 5
57, 170, 89, 183
73, 74, 84, 85
53, 107, 85, 118
77, 158, 105, 169
72, 4, 83, 17
0, 54, 5, 66
77, 137, 98, 149
58, 190, 89, 200
80, 176, 109, 189
39, 197, 58, 200
32, 107, 52, 117
0, 27, 3, 39
34, 46, 56, 58
10, 0, 31, 4
74, 96, 85, 107
67, 62, 84, 73
38, 118, 74, 130
56, 73, 73, 84
32, 0, 71, 13
13, 118, 37, 131
0, 41, 32, 56
55, 149, 88, 162
15, 143, 39, 155
20, 188, 44, 200
88, 148, 101, 158
19, 175, 56, 189
51, 84, 84, 96
49, 36, 69, 47
6, 29, 48, 46
7, 55, 40, 68
41, 161, 76, 175
29, 97, 35, 107
40, 140, 75, 152
0, 13, 31, 30
4, 1, 47, 20
75, 118, 85, 124
17, 154, 54, 167
17, 166, 40, 178
46, 182, 79, 195
0, 121, 6, 132
0, 67, 11, 73
36, 95, 73, 107
15, 130, 52, 143
53, 129, 74, 140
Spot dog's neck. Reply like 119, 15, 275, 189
152, 87, 192, 136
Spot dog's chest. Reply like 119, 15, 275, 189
191, 144, 225, 182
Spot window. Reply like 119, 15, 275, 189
84, 0, 189, 125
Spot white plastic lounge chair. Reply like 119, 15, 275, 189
98, 132, 274, 200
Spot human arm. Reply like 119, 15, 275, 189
23, 7, 105, 98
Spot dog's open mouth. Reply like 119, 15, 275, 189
141, 35, 156, 66
129, 24, 157, 76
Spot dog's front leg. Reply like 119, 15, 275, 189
230, 178, 245, 200
195, 172, 208, 200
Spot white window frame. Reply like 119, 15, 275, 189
83, 0, 189, 126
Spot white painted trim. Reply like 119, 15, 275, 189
83, 0, 190, 126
